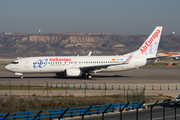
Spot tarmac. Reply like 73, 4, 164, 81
0, 65, 180, 97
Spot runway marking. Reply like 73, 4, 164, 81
105, 81, 116, 84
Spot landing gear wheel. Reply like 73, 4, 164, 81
20, 76, 23, 79
87, 74, 92, 79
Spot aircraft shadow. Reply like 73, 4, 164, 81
0, 75, 130, 80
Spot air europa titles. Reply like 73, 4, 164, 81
140, 29, 160, 54
49, 58, 71, 62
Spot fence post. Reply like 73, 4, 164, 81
176, 85, 178, 90
56, 83, 58, 88
150, 100, 159, 120
2, 113, 10, 120
50, 110, 53, 120
123, 85, 125, 99
92, 85, 94, 89
102, 104, 112, 120
112, 85, 114, 90
46, 81, 48, 98
160, 85, 162, 90
82, 106, 92, 120
80, 84, 81, 89
58, 108, 69, 120
33, 110, 42, 120
135, 90, 139, 102
152, 85, 154, 90
120, 102, 129, 120
131, 90, 135, 102
61, 83, 63, 88
144, 85, 146, 90
70, 108, 74, 117
163, 99, 171, 120
175, 101, 180, 120
127, 90, 129, 102
74, 84, 75, 89
136, 101, 145, 120
28, 80, 30, 98
136, 85, 138, 90
9, 80, 11, 96
83, 82, 86, 98
99, 85, 101, 90
128, 85, 130, 90
119, 85, 120, 90
168, 85, 170, 90
64, 82, 67, 102
104, 83, 106, 97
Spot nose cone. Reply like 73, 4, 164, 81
5, 64, 11, 71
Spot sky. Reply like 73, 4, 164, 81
0, 0, 180, 35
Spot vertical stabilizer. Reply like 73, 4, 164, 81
134, 26, 163, 58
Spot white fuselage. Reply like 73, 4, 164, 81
5, 55, 149, 74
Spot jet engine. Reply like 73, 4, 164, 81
65, 68, 82, 77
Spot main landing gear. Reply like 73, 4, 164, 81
87, 74, 92, 79
82, 73, 92, 79
20, 76, 23, 79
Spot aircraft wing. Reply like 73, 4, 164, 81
80, 54, 133, 72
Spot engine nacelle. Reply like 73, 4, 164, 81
65, 68, 82, 77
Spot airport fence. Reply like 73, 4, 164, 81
0, 102, 142, 120
0, 99, 179, 120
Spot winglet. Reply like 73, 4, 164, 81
124, 54, 133, 64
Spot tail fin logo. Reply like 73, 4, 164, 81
145, 42, 157, 55
140, 29, 161, 54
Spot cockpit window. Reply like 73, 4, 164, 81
12, 62, 19, 64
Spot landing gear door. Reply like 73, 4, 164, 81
24, 60, 29, 68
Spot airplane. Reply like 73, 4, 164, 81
5, 26, 163, 79
157, 52, 180, 60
